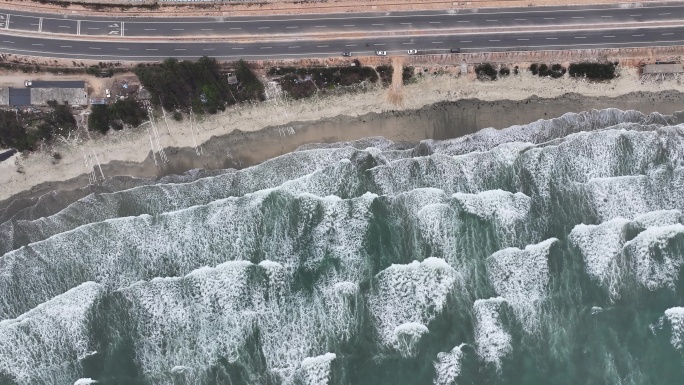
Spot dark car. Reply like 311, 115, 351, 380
342, 52, 352, 57
450, 48, 461, 53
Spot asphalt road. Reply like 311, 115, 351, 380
1, 25, 683, 61
0, 2, 682, 37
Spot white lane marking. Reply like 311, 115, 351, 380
30, 23, 39, 26
58, 25, 71, 28
260, 46, 272, 49
486, 19, 498, 22
630, 14, 642, 16
663, 32, 674, 35
146, 48, 158, 51
201, 28, 213, 31
543, 17, 555, 20
517, 38, 529, 41
571, 16, 584, 19
660, 12, 671, 15
175, 48, 186, 51
604, 35, 615, 38
258, 27, 269, 29
60, 45, 71, 48
546, 37, 558, 40
117, 47, 129, 50
373, 43, 385, 46
400, 22, 412, 25
232, 47, 243, 50
514, 18, 526, 21
87, 27, 99, 30
286, 26, 298, 29
144, 28, 156, 31
289, 45, 300, 48
460, 40, 472, 43
89, 47, 101, 49
32, 43, 43, 46
575, 36, 586, 38
489, 39, 500, 42
432, 41, 443, 43
317, 45, 329, 47
229, 27, 241, 30
403, 42, 414, 44
457, 20, 469, 23
601, 15, 613, 18
2, 40, 13, 43
314, 25, 326, 27
343, 24, 355, 27
428, 21, 441, 24
204, 48, 216, 50
633, 34, 644, 36
345, 44, 357, 46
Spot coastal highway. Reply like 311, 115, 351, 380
0, 3, 682, 38
1, 26, 684, 61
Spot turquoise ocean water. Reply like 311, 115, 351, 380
1, 108, 684, 384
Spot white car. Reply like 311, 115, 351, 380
407, 49, 418, 55
105, 89, 111, 98
376, 51, 387, 56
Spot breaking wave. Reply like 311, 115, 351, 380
1, 108, 684, 384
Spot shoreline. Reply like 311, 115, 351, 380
2, 89, 684, 207
2, 67, 684, 203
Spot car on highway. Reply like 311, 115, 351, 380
450, 48, 461, 53
342, 51, 352, 57
407, 49, 418, 55
376, 51, 387, 56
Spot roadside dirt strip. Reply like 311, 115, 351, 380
0, 0, 677, 17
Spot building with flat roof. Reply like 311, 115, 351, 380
1, 80, 87, 107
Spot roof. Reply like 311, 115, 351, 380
31, 87, 87, 106
30, 80, 86, 89
9, 88, 30, 106
643, 64, 684, 74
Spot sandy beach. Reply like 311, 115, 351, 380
2, 66, 684, 203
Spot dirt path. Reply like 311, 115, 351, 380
387, 57, 404, 106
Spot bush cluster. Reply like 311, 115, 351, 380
135, 57, 264, 114
529, 63, 567, 78
270, 65, 379, 99
0, 102, 77, 151
568, 62, 617, 80
88, 99, 147, 135
475, 63, 498, 81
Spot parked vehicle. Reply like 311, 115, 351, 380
24, 80, 32, 87
450, 48, 461, 53
376, 51, 387, 56
105, 89, 111, 98
407, 49, 418, 55
342, 51, 352, 57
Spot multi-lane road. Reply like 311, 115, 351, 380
0, 2, 682, 60
1, 3, 683, 37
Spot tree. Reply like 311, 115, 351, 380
88, 105, 111, 134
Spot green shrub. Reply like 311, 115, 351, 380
530, 63, 539, 75
475, 63, 497, 81
568, 62, 616, 80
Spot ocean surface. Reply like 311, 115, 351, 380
1, 108, 684, 385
